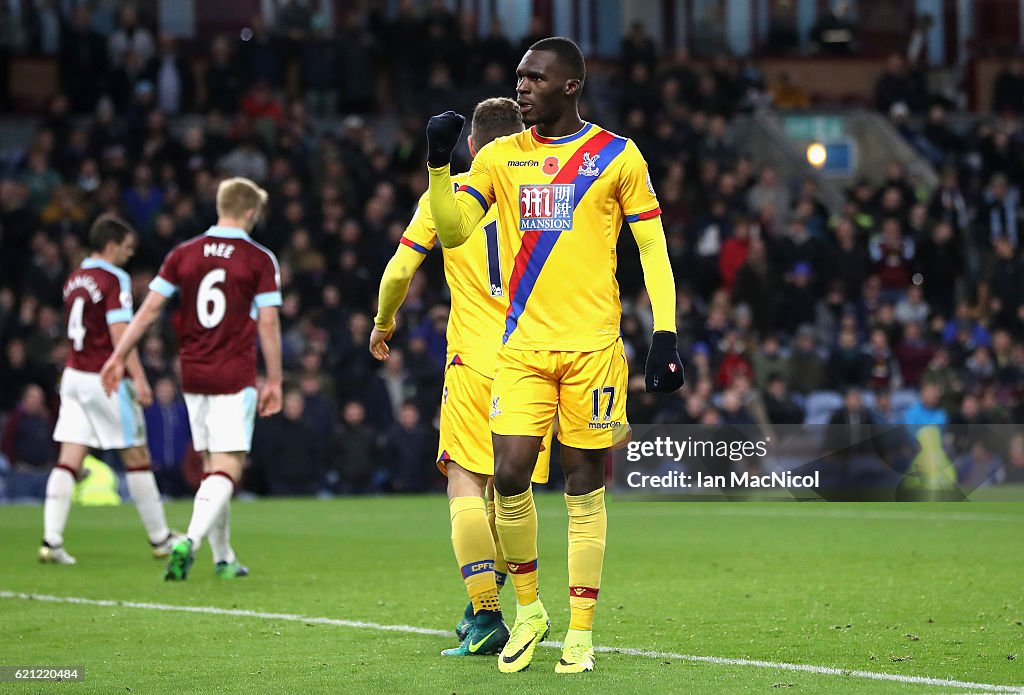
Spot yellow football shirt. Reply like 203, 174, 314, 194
401, 173, 506, 377
454, 122, 661, 352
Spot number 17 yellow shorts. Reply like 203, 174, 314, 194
437, 361, 551, 483
489, 338, 631, 450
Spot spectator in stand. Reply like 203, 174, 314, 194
750, 334, 786, 389
107, 5, 155, 70
381, 401, 434, 493
895, 284, 929, 325
203, 36, 244, 115
776, 262, 817, 334
330, 401, 379, 494
955, 439, 1005, 488
928, 168, 969, 237
718, 216, 751, 293
252, 389, 322, 496
992, 58, 1024, 114
904, 382, 949, 433
875, 53, 926, 114
786, 325, 827, 394
763, 373, 805, 424
240, 14, 282, 88
60, 6, 110, 114
732, 237, 780, 335
894, 322, 936, 388
915, 221, 962, 318
988, 237, 1024, 333
976, 174, 1019, 263
746, 166, 789, 231
122, 163, 163, 233
1005, 434, 1024, 483
145, 34, 195, 115
829, 327, 868, 389
869, 218, 915, 301
144, 377, 191, 498
1, 384, 55, 500
863, 327, 902, 391
621, 21, 658, 77
809, 0, 857, 55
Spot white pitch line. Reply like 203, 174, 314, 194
599, 506, 1024, 524
2, 591, 1022, 693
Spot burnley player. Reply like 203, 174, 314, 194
44, 214, 177, 565
371, 97, 553, 657
425, 38, 685, 672
101, 177, 283, 581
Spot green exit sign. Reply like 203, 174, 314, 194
783, 116, 845, 140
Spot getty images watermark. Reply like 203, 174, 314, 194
613, 424, 1024, 501
623, 436, 819, 490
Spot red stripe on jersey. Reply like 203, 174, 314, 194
569, 586, 599, 600
504, 230, 541, 321
635, 207, 662, 221
503, 128, 617, 332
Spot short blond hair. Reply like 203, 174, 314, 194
216, 177, 268, 222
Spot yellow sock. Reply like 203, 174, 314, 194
487, 497, 508, 591
449, 496, 499, 614
494, 486, 539, 606
566, 487, 606, 631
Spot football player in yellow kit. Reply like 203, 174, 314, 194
424, 37, 685, 673
371, 97, 552, 658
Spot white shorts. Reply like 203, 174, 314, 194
184, 387, 258, 454
53, 367, 146, 450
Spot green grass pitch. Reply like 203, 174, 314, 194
2, 495, 1022, 693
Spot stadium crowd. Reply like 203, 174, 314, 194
1, 3, 1023, 499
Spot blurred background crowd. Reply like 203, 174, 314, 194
0, 0, 1022, 499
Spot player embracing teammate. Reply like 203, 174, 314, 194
101, 177, 283, 581
425, 37, 685, 673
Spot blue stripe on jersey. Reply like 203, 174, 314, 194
400, 237, 430, 254
458, 184, 489, 213
242, 387, 258, 451
204, 225, 250, 239
503, 132, 629, 343
530, 122, 592, 144
254, 291, 283, 308
106, 307, 132, 325
149, 276, 178, 298
118, 380, 136, 446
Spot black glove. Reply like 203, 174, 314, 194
426, 111, 466, 167
645, 331, 685, 393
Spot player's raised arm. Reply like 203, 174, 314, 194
425, 111, 488, 248
256, 305, 283, 417
370, 194, 435, 361
100, 290, 168, 396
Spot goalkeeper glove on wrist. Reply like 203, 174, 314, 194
426, 111, 466, 167
645, 331, 685, 393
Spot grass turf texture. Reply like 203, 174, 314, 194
2, 496, 1022, 693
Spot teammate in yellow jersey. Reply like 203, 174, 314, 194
424, 37, 685, 674
370, 97, 552, 659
